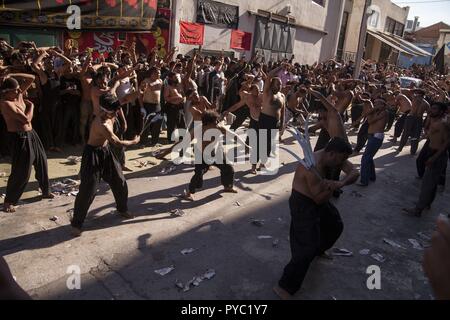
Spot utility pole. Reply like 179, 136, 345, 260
353, 0, 372, 79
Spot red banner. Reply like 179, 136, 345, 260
180, 21, 204, 45
65, 31, 122, 56
230, 30, 252, 51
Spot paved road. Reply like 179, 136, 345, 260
0, 127, 448, 300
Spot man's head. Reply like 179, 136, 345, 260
413, 89, 426, 99
0, 77, 20, 101
186, 89, 200, 103
121, 52, 132, 66
94, 67, 111, 89
174, 62, 183, 74
148, 67, 161, 81
323, 137, 353, 168
201, 109, 220, 127
167, 72, 180, 86
270, 77, 282, 94
99, 93, 121, 120
214, 61, 222, 72
429, 102, 447, 118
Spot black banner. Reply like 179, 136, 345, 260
0, 0, 159, 30
196, 0, 239, 29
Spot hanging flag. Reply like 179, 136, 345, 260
180, 21, 205, 45
230, 29, 252, 51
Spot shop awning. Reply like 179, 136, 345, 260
367, 29, 432, 57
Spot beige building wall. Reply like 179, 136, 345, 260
342, 0, 409, 61
172, 0, 344, 64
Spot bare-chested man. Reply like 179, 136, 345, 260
164, 72, 186, 143
90, 65, 139, 170
352, 92, 373, 155
223, 84, 262, 173
398, 89, 430, 155
331, 80, 355, 118
71, 93, 140, 237
157, 110, 248, 201
391, 91, 412, 143
140, 67, 163, 146
359, 99, 388, 186
0, 74, 54, 212
404, 102, 449, 217
185, 89, 215, 125
259, 64, 286, 165
274, 137, 359, 300
308, 89, 347, 151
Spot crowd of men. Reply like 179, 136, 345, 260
1, 38, 450, 300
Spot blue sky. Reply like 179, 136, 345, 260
391, 0, 450, 27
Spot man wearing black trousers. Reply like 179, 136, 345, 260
0, 74, 54, 213
274, 138, 359, 299
71, 94, 140, 237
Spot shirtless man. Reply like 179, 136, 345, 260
352, 92, 373, 154
71, 93, 140, 237
416, 102, 448, 182
331, 80, 355, 118
164, 72, 186, 143
390, 91, 412, 143
403, 102, 449, 217
79, 54, 96, 143
398, 89, 430, 155
185, 89, 215, 125
274, 137, 359, 300
308, 89, 347, 151
140, 67, 163, 146
157, 110, 248, 201
0, 74, 54, 212
259, 64, 286, 165
91, 65, 138, 170
359, 99, 388, 186
223, 84, 262, 173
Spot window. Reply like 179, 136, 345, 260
394, 22, 404, 36
385, 17, 396, 34
312, 0, 325, 7
368, 11, 380, 28
385, 17, 404, 36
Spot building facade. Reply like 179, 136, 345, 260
171, 0, 345, 64
337, 0, 410, 64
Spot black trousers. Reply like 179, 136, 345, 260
54, 103, 80, 147
279, 190, 343, 295
72, 144, 128, 229
141, 103, 163, 146
416, 150, 448, 211
165, 103, 185, 143
111, 120, 126, 166
394, 112, 409, 139
123, 103, 143, 140
247, 118, 260, 164
0, 116, 9, 157
230, 107, 250, 131
354, 121, 369, 153
399, 115, 423, 155
188, 157, 234, 194
417, 140, 447, 187
351, 104, 363, 126
386, 107, 397, 132
259, 113, 279, 159
37, 101, 56, 149
314, 128, 331, 152
5, 130, 50, 205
